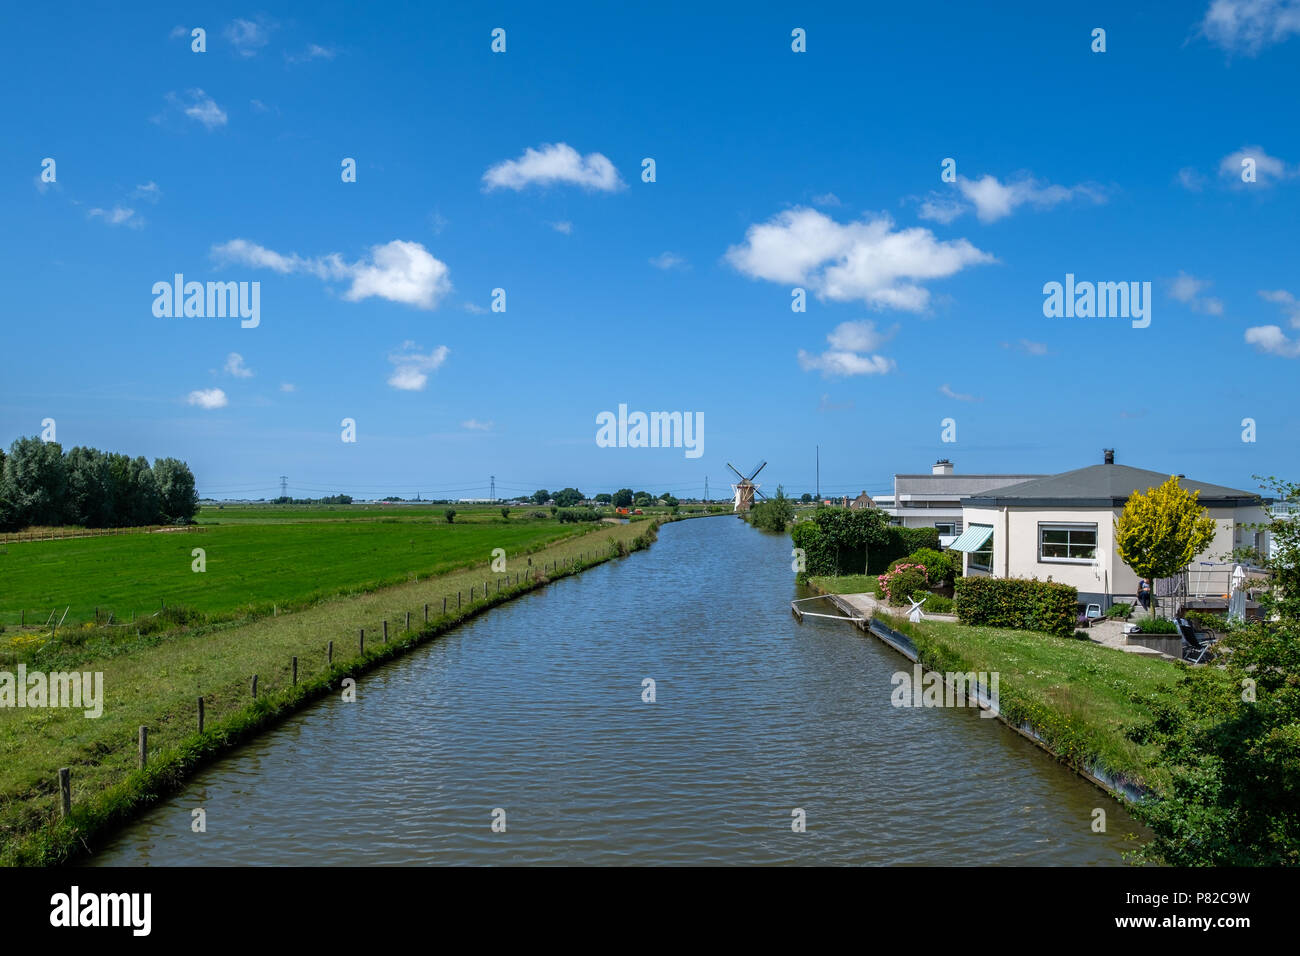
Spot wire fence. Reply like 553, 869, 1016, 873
0, 525, 207, 544
47, 543, 627, 820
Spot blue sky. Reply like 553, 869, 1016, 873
2, 1, 1298, 501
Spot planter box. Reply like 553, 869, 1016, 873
1125, 632, 1180, 658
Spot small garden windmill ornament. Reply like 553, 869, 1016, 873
907, 595, 927, 624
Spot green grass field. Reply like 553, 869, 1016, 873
0, 505, 595, 629
878, 613, 1199, 792
0, 515, 665, 864
807, 574, 881, 595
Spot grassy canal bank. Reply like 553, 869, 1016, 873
0, 516, 672, 866
807, 575, 1215, 799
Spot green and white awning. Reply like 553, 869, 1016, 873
949, 524, 993, 552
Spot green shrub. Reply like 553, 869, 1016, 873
879, 562, 930, 605
874, 526, 942, 572
1107, 601, 1133, 619
556, 507, 600, 524
747, 486, 795, 532
788, 508, 940, 583
1185, 610, 1225, 633
888, 547, 958, 585
1133, 616, 1180, 634
953, 576, 1079, 637
921, 591, 955, 614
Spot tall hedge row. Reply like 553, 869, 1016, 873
878, 527, 941, 572
953, 576, 1079, 637
790, 507, 941, 581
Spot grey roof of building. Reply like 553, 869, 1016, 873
895, 474, 1046, 497
961, 463, 1262, 508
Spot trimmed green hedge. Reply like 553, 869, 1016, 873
954, 576, 1078, 637
790, 509, 941, 582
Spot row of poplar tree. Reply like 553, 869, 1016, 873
0, 436, 198, 531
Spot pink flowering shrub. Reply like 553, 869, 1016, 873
879, 562, 931, 606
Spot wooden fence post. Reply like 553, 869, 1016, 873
252, 674, 258, 698
406, 611, 411, 631
292, 656, 298, 686
360, 628, 365, 654
443, 597, 447, 615
138, 727, 147, 770
383, 620, 388, 642
328, 640, 334, 665
424, 603, 429, 623
458, 591, 461, 609
197, 697, 205, 734
58, 768, 71, 817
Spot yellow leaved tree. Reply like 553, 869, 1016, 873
1115, 475, 1217, 607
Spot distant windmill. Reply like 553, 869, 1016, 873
727, 461, 767, 513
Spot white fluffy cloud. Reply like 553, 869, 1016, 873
187, 388, 228, 409
1201, 0, 1300, 54
225, 18, 271, 57
462, 419, 494, 431
165, 89, 227, 129
939, 383, 980, 402
1245, 324, 1300, 357
1168, 272, 1225, 315
917, 196, 966, 224
286, 44, 335, 64
1260, 288, 1300, 326
387, 342, 449, 391
1218, 145, 1295, 185
919, 175, 1105, 224
212, 238, 451, 309
1001, 338, 1050, 356
88, 206, 140, 228
224, 353, 253, 378
797, 320, 897, 378
727, 208, 992, 311
483, 143, 623, 192
649, 251, 687, 270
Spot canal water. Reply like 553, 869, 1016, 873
92, 515, 1147, 865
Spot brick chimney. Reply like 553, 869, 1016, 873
932, 458, 954, 476
1103, 448, 1115, 465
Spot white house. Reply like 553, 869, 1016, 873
881, 459, 1045, 545
950, 451, 1270, 608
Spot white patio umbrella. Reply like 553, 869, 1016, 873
1228, 563, 1247, 623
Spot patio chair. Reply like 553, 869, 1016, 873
1177, 617, 1218, 664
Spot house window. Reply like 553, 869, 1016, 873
969, 526, 993, 572
1039, 523, 1097, 562
935, 522, 955, 535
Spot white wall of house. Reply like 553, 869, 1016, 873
958, 504, 1270, 602
893, 509, 963, 534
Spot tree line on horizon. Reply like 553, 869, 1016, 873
0, 436, 198, 531
528, 489, 680, 508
